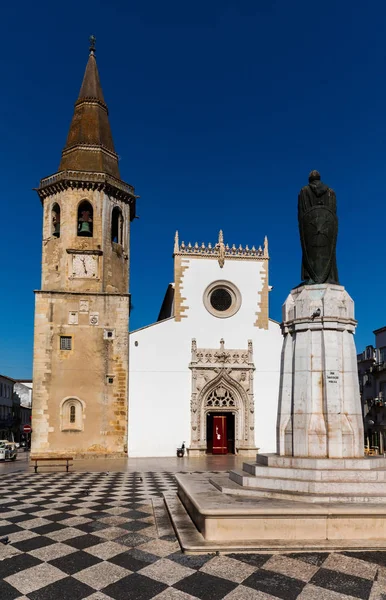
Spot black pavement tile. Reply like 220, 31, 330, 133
85, 511, 112, 520
108, 551, 155, 572
104, 572, 167, 600
65, 533, 103, 549
44, 512, 74, 522
125, 548, 161, 564
288, 552, 328, 566
310, 567, 373, 599
75, 521, 109, 533
342, 550, 386, 568
120, 520, 151, 532
228, 553, 272, 568
174, 572, 237, 600
0, 580, 20, 600
28, 576, 94, 600
12, 535, 56, 552
159, 534, 177, 541
49, 549, 103, 575
0, 553, 42, 579
243, 569, 305, 600
168, 551, 213, 570
31, 522, 67, 535
0, 524, 22, 536
7, 513, 40, 523
121, 509, 149, 519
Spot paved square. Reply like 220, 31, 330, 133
0, 469, 386, 599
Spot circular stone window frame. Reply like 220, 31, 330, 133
203, 280, 242, 319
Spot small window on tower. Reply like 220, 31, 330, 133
111, 206, 123, 244
78, 201, 93, 237
60, 336, 72, 351
52, 203, 61, 238
70, 405, 76, 423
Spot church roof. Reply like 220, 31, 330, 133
59, 38, 120, 178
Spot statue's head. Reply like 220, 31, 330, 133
308, 170, 321, 182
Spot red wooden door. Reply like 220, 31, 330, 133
212, 415, 227, 454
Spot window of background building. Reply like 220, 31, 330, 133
380, 347, 386, 363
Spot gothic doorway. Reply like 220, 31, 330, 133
206, 412, 235, 454
189, 338, 258, 456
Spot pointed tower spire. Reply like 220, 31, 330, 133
59, 36, 120, 178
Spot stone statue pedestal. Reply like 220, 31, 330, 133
277, 284, 364, 458
167, 284, 386, 552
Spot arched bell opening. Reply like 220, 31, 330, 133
52, 203, 61, 238
111, 206, 124, 244
77, 201, 93, 237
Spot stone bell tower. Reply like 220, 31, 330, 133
31, 38, 136, 457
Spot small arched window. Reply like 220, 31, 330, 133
69, 405, 76, 423
52, 203, 61, 238
78, 201, 93, 237
61, 397, 84, 431
111, 206, 124, 244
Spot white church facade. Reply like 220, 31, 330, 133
128, 232, 282, 457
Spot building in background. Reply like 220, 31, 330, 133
129, 232, 282, 457
0, 375, 15, 439
358, 326, 386, 453
0, 376, 32, 443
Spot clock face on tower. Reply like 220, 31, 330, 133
72, 254, 98, 278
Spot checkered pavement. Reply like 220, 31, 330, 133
1, 470, 386, 599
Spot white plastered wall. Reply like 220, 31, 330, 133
128, 255, 282, 457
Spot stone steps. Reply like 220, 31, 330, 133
229, 468, 386, 495
243, 461, 386, 481
255, 453, 386, 470
211, 474, 386, 504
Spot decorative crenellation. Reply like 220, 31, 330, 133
174, 230, 269, 268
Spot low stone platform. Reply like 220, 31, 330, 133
171, 473, 386, 551
221, 453, 386, 503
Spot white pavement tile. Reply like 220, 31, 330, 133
85, 541, 128, 560
200, 555, 256, 584
28, 541, 78, 561
73, 561, 130, 590
139, 558, 195, 586
223, 587, 282, 599
92, 526, 130, 540
262, 555, 319, 583
137, 538, 180, 557
322, 553, 378, 580
5, 562, 66, 594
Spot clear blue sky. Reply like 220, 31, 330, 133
1, 0, 385, 378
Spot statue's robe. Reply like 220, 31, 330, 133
298, 180, 339, 285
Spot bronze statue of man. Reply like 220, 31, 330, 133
298, 170, 339, 285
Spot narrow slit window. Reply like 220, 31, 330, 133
70, 405, 76, 423
52, 203, 61, 238
111, 206, 123, 244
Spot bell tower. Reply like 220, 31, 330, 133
31, 38, 136, 457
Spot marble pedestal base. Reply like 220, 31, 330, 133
277, 284, 364, 458
168, 472, 386, 552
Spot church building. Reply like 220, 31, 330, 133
129, 232, 282, 457
31, 43, 282, 458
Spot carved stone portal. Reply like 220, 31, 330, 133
189, 338, 257, 456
